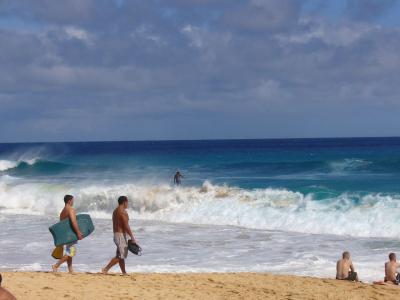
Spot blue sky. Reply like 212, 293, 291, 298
1, 0, 400, 142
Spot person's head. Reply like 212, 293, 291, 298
118, 196, 128, 208
64, 194, 74, 206
0, 273, 2, 286
342, 251, 350, 259
389, 253, 396, 262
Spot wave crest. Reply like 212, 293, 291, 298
0, 158, 38, 172
1, 180, 400, 238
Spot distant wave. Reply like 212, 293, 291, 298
328, 158, 371, 173
0, 158, 38, 172
219, 159, 375, 175
1, 179, 400, 238
0, 158, 72, 175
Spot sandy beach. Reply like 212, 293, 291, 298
1, 272, 399, 300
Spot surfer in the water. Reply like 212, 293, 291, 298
174, 171, 183, 186
52, 195, 83, 273
101, 196, 137, 275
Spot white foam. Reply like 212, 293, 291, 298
329, 158, 370, 173
0, 158, 39, 171
0, 160, 18, 171
1, 179, 400, 238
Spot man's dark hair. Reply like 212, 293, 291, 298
0, 273, 2, 286
64, 195, 74, 204
118, 196, 128, 205
389, 253, 396, 261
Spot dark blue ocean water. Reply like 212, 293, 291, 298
1, 137, 400, 197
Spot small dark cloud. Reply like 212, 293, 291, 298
224, 0, 302, 32
345, 0, 398, 21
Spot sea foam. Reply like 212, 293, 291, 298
0, 179, 399, 238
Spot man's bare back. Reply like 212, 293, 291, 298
336, 259, 353, 279
385, 261, 400, 283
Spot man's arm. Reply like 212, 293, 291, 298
122, 213, 135, 242
69, 208, 83, 240
336, 261, 340, 279
350, 261, 355, 272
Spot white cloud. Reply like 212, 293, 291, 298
64, 26, 93, 45
131, 24, 166, 45
181, 24, 204, 48
275, 18, 373, 47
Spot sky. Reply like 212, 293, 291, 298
1, 0, 400, 142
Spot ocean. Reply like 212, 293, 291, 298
1, 138, 400, 281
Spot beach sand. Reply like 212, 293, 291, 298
1, 272, 400, 300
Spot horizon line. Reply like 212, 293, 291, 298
1, 135, 400, 145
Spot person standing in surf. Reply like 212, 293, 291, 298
52, 195, 83, 273
102, 196, 137, 275
174, 171, 183, 186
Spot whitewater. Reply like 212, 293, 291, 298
1, 138, 400, 282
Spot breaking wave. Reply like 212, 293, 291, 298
0, 159, 38, 172
0, 179, 399, 238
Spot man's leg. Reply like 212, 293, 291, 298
102, 257, 120, 274
67, 257, 73, 273
118, 258, 127, 275
52, 256, 69, 272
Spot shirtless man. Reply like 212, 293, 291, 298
385, 253, 400, 284
174, 171, 183, 186
102, 196, 136, 275
52, 195, 83, 273
0, 274, 16, 300
336, 251, 359, 281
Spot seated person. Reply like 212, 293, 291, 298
385, 253, 400, 285
0, 274, 17, 300
336, 251, 359, 281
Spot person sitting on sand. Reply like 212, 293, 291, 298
0, 274, 16, 300
336, 251, 358, 281
102, 196, 137, 275
52, 195, 83, 274
384, 253, 400, 284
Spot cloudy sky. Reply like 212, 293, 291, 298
1, 0, 400, 142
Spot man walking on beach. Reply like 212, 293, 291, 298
0, 274, 16, 300
102, 196, 136, 275
384, 253, 400, 284
52, 195, 83, 273
336, 251, 358, 281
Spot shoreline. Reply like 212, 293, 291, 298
1, 272, 399, 300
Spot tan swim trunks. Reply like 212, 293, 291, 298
114, 232, 128, 259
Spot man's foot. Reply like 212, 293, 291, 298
52, 265, 58, 272
121, 272, 128, 276
101, 268, 108, 275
